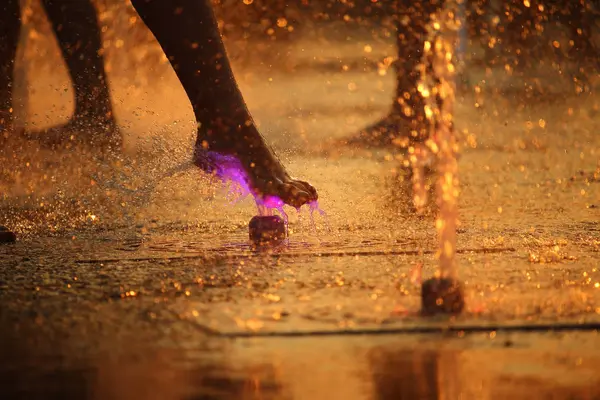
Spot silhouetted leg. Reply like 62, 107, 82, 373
0, 0, 20, 140
130, 0, 316, 208
348, 0, 438, 148
26, 0, 119, 150
565, 2, 599, 67
0, 0, 20, 239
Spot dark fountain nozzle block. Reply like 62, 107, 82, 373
249, 215, 286, 246
421, 277, 465, 316
0, 226, 16, 244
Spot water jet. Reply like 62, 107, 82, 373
418, 0, 465, 316
421, 277, 465, 315
0, 226, 17, 244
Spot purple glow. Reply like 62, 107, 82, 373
203, 151, 318, 238
205, 151, 287, 212
260, 195, 285, 209
309, 200, 326, 216
206, 152, 252, 197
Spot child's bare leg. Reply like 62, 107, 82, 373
131, 0, 317, 208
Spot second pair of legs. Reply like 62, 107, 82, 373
0, 0, 317, 209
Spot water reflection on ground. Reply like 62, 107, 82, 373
2, 326, 599, 399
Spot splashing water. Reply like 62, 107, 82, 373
409, 145, 433, 214
86, 148, 323, 241
419, 2, 461, 280
294, 200, 330, 236
308, 200, 330, 233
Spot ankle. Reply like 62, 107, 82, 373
196, 122, 257, 154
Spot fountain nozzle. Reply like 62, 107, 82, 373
249, 215, 286, 247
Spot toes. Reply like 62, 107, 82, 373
265, 178, 319, 208
294, 180, 318, 201
279, 182, 311, 208
277, 180, 318, 208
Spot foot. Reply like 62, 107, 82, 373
22, 116, 121, 152
343, 111, 414, 149
193, 123, 317, 209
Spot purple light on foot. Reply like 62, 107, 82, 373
259, 195, 285, 209
206, 152, 252, 201
202, 151, 314, 239
205, 151, 290, 212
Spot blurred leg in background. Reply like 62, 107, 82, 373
348, 0, 442, 148
0, 0, 21, 140
31, 0, 119, 150
1, 0, 119, 150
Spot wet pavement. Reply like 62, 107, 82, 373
1, 23, 600, 399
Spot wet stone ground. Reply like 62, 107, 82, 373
1, 27, 600, 398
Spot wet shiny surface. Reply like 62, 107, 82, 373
2, 21, 600, 399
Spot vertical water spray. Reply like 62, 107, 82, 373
409, 145, 430, 214
419, 0, 464, 315
432, 6, 459, 281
